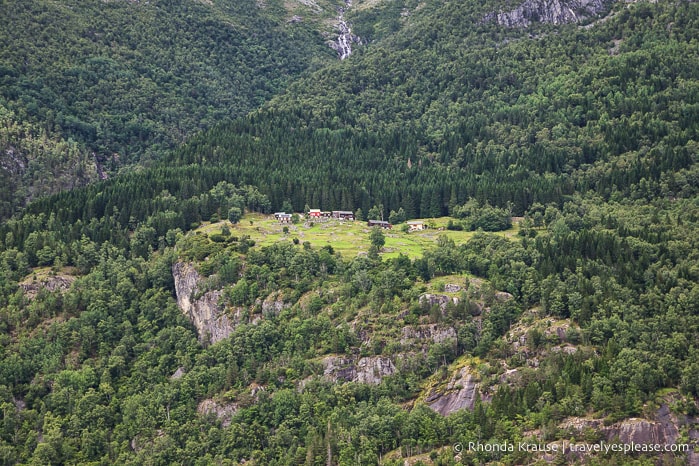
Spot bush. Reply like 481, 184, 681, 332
209, 234, 226, 243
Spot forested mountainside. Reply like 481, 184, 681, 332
0, 102, 101, 222
175, 0, 698, 216
0, 0, 338, 218
0, 0, 698, 465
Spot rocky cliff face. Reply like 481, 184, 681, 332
425, 367, 484, 416
559, 403, 699, 463
485, 0, 614, 27
322, 355, 396, 384
172, 262, 239, 345
401, 324, 457, 345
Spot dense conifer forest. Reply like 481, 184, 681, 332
0, 0, 335, 218
0, 0, 698, 464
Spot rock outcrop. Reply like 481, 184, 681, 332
420, 281, 512, 315
172, 262, 238, 345
426, 367, 483, 416
419, 293, 460, 312
197, 398, 238, 428
259, 291, 289, 315
444, 283, 462, 293
401, 324, 457, 345
323, 355, 396, 384
560, 404, 699, 463
170, 367, 186, 380
485, 0, 613, 28
19, 274, 75, 300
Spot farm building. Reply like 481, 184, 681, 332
368, 220, 392, 229
332, 210, 355, 220
407, 221, 425, 231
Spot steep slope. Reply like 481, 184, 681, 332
0, 0, 338, 217
486, 0, 613, 27
0, 103, 100, 220
170, 0, 697, 215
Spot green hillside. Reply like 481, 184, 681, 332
0, 0, 698, 464
0, 0, 337, 217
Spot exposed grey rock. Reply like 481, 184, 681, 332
170, 367, 186, 380
173, 262, 238, 344
561, 416, 669, 444
612, 418, 668, 444
426, 367, 482, 416
549, 344, 578, 354
444, 284, 462, 293
1, 147, 26, 173
419, 293, 460, 312
499, 368, 520, 384
323, 356, 358, 382
486, 0, 614, 28
401, 324, 457, 345
495, 290, 514, 302
19, 274, 76, 300
260, 292, 289, 315
13, 397, 25, 411
356, 357, 396, 384
554, 326, 567, 340
297, 0, 321, 13
560, 404, 699, 463
131, 429, 165, 453
250, 384, 265, 397
322, 355, 396, 384
197, 398, 238, 427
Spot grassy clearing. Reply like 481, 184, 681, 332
198, 214, 519, 260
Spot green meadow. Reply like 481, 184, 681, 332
199, 214, 519, 259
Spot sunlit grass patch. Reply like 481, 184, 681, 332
197, 214, 518, 259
